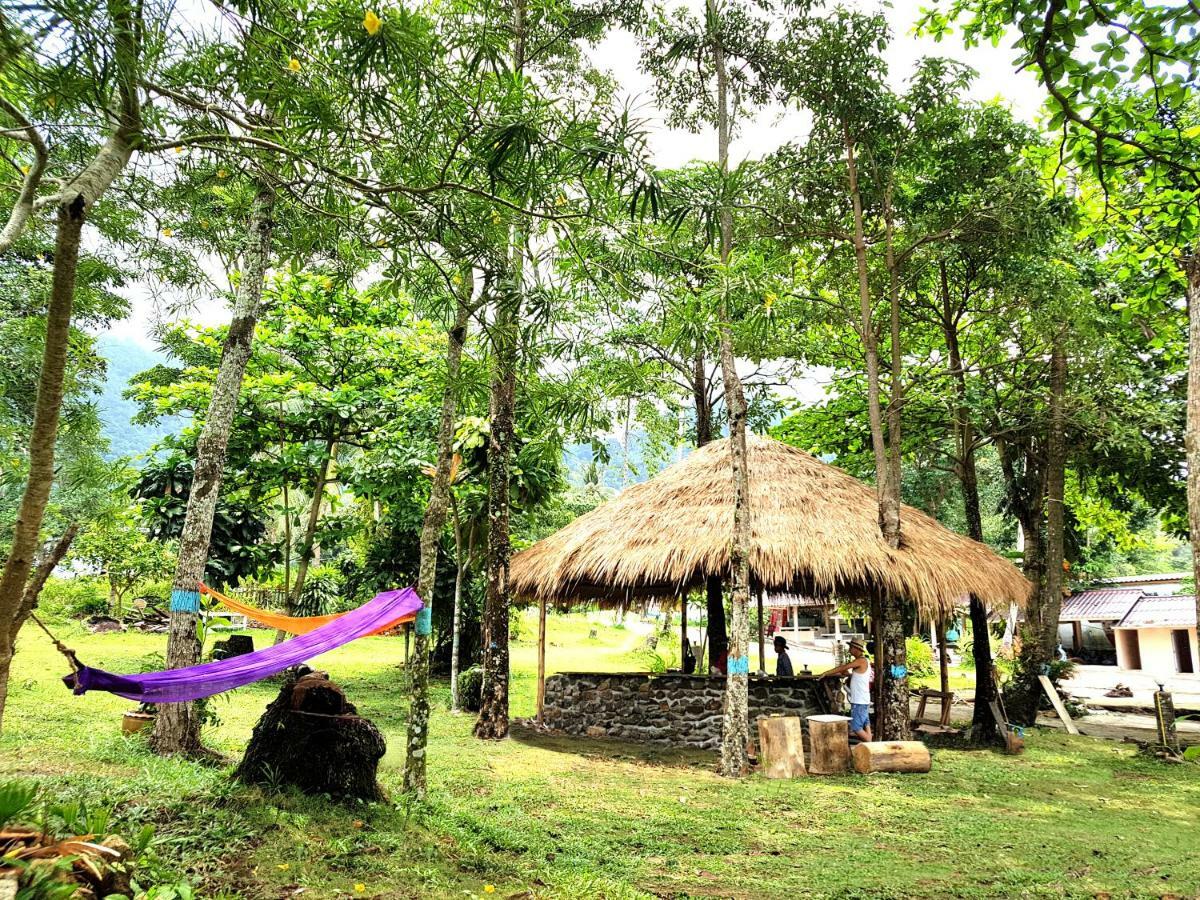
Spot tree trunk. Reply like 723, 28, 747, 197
0, 99, 49, 255
708, 0, 752, 777
877, 181, 909, 741
939, 262, 998, 743
1012, 337, 1067, 726
694, 348, 728, 673
450, 509, 473, 713
276, 437, 336, 642
693, 348, 712, 446
152, 185, 275, 755
1185, 248, 1200, 651
403, 279, 471, 795
475, 281, 519, 740
0, 198, 86, 736
844, 127, 908, 740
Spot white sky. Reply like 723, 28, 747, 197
114, 0, 1046, 350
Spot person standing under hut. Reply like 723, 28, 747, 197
773, 635, 794, 677
819, 639, 873, 742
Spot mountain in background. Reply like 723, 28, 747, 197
95, 334, 184, 462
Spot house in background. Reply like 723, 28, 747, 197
1057, 587, 1143, 664
1059, 574, 1197, 678
1113, 594, 1197, 678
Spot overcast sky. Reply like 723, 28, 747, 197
111, 0, 1046, 350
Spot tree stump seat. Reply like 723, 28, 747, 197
235, 670, 386, 800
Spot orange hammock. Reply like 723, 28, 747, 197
199, 583, 415, 635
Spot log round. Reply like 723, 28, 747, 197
806, 714, 851, 775
851, 740, 932, 774
235, 671, 387, 800
757, 716, 807, 779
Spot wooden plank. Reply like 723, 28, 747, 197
757, 716, 807, 778
1038, 674, 1079, 735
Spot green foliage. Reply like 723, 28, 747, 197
38, 577, 109, 619
905, 636, 935, 679
457, 665, 484, 713
0, 779, 36, 827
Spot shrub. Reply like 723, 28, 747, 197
905, 636, 934, 679
39, 577, 109, 619
458, 666, 484, 712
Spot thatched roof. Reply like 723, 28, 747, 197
510, 435, 1030, 619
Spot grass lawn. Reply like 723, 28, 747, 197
3, 610, 1198, 899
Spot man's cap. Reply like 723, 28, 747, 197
773, 635, 788, 647
847, 639, 866, 652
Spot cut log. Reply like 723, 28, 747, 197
756, 716, 807, 778
806, 714, 850, 775
235, 670, 386, 800
851, 740, 932, 774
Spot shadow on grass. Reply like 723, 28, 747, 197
507, 720, 717, 770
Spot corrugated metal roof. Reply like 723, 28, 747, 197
1116, 595, 1197, 629
1059, 588, 1143, 622
1095, 572, 1188, 585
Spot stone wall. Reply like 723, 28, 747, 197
541, 672, 831, 750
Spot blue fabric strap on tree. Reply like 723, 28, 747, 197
415, 606, 432, 636
727, 655, 750, 675
170, 589, 200, 613
890, 664, 907, 679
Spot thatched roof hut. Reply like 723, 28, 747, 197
510, 435, 1029, 620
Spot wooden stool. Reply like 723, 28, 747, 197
806, 714, 851, 774
757, 716, 807, 778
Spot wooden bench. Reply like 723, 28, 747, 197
913, 687, 955, 728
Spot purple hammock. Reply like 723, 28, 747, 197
63, 587, 422, 704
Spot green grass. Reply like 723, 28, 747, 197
3, 611, 1199, 899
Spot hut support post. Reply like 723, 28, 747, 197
937, 616, 950, 699
536, 596, 547, 726
680, 595, 687, 664
757, 587, 765, 673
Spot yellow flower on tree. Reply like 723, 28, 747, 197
363, 9, 382, 35
484, 885, 496, 894
161, 227, 174, 238
764, 291, 777, 310
217, 169, 228, 178
288, 57, 301, 72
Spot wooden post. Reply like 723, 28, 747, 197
757, 716, 807, 778
1153, 686, 1179, 753
757, 586, 766, 673
937, 617, 950, 700
807, 714, 851, 774
536, 595, 547, 726
1072, 621, 1083, 655
680, 595, 687, 663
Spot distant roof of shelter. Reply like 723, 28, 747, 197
1059, 588, 1144, 623
1116, 594, 1197, 629
763, 594, 831, 609
1093, 572, 1188, 586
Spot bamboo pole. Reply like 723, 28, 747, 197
536, 595, 547, 725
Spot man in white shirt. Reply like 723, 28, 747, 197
819, 639, 873, 742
